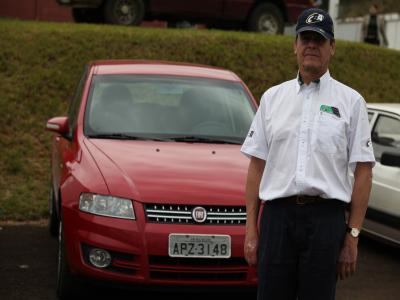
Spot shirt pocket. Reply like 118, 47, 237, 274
314, 113, 347, 154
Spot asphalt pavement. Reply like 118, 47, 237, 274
0, 223, 399, 300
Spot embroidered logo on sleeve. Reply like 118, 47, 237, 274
366, 139, 372, 147
248, 130, 254, 138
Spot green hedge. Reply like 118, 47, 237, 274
0, 19, 399, 220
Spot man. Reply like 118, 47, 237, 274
241, 8, 375, 300
361, 3, 388, 47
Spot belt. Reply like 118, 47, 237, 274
268, 195, 331, 205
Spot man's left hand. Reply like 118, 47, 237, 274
337, 234, 358, 280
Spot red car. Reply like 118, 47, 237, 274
46, 60, 258, 298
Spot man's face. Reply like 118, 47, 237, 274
294, 31, 335, 76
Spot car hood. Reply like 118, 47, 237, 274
84, 139, 248, 205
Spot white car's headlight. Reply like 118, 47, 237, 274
79, 193, 135, 220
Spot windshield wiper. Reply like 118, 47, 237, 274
87, 133, 170, 141
167, 135, 241, 144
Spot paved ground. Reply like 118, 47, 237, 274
0, 224, 399, 300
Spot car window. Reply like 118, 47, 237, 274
84, 75, 256, 143
371, 114, 400, 161
68, 65, 88, 138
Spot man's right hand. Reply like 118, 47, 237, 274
244, 230, 259, 266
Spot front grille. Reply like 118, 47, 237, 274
149, 255, 248, 281
144, 204, 246, 225
150, 271, 247, 281
149, 256, 248, 267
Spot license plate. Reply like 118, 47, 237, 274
168, 234, 231, 258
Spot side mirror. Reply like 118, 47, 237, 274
381, 151, 400, 168
46, 116, 69, 136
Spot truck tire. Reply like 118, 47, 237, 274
104, 0, 145, 26
247, 3, 284, 35
72, 8, 104, 23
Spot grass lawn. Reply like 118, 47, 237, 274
0, 18, 399, 221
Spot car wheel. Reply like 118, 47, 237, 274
104, 0, 145, 25
72, 8, 104, 23
56, 221, 80, 300
247, 3, 284, 35
48, 188, 59, 238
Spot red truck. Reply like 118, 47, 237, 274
56, 0, 314, 34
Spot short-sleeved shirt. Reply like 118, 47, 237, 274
241, 70, 375, 203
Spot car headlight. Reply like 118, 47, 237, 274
79, 193, 135, 220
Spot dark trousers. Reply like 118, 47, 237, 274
257, 199, 346, 300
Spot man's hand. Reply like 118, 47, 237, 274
244, 230, 258, 266
337, 234, 358, 280
244, 157, 264, 267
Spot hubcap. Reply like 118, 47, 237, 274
258, 14, 278, 34
120, 4, 129, 15
115, 0, 136, 24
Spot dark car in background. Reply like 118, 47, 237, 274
56, 0, 313, 34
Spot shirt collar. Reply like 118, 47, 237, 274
296, 70, 331, 94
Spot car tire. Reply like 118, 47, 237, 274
72, 8, 104, 23
56, 221, 81, 300
103, 0, 145, 25
48, 188, 59, 238
247, 3, 284, 35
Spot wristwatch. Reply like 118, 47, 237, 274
346, 226, 360, 238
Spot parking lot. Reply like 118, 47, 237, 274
0, 223, 399, 300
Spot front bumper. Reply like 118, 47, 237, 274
63, 206, 257, 287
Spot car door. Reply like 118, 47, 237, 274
150, 0, 224, 18
369, 109, 400, 219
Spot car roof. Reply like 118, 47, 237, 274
89, 60, 242, 82
367, 103, 400, 115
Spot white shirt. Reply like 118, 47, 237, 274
241, 71, 375, 203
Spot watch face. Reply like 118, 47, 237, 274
351, 228, 360, 237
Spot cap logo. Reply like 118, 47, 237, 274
306, 13, 324, 24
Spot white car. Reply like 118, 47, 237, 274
363, 104, 400, 247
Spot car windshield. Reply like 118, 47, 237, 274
84, 75, 256, 144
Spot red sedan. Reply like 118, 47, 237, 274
46, 60, 258, 298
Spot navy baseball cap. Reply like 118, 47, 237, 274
295, 8, 334, 39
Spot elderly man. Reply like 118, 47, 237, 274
241, 8, 375, 300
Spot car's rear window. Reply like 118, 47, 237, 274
84, 75, 256, 144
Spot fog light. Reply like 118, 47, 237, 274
89, 248, 112, 268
